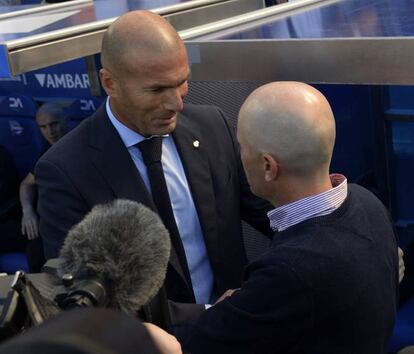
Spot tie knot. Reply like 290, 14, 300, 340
137, 137, 163, 165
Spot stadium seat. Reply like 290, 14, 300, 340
66, 97, 102, 130
389, 298, 414, 353
0, 94, 45, 179
0, 253, 29, 274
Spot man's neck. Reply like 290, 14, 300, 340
270, 174, 333, 208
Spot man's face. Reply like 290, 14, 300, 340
107, 46, 190, 136
36, 113, 65, 145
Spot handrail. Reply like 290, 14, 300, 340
4, 0, 229, 51
180, 0, 332, 39
0, 0, 92, 21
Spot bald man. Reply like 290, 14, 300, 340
20, 103, 67, 241
177, 82, 398, 354
19, 103, 67, 272
35, 10, 271, 320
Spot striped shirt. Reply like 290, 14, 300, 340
268, 174, 347, 232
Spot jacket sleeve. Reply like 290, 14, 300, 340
35, 157, 89, 259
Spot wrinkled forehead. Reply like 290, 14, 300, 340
122, 45, 190, 82
126, 41, 188, 68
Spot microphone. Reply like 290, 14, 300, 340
57, 199, 171, 316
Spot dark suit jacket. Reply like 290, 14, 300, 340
35, 103, 272, 306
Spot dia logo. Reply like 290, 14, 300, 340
8, 97, 23, 109
80, 99, 96, 111
34, 73, 90, 89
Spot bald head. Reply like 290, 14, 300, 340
101, 11, 185, 76
238, 82, 336, 177
36, 103, 65, 122
99, 10, 190, 137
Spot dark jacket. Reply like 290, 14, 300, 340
35, 103, 272, 304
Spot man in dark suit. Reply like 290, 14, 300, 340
35, 10, 271, 316
177, 82, 398, 354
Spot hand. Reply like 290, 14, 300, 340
398, 247, 405, 283
21, 209, 39, 240
143, 323, 182, 354
214, 288, 239, 305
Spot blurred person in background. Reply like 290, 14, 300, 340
20, 103, 67, 271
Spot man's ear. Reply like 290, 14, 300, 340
99, 68, 118, 98
262, 153, 279, 182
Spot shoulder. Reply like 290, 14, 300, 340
39, 106, 105, 165
182, 103, 228, 126
348, 183, 374, 197
181, 103, 234, 140
40, 123, 88, 164
182, 103, 223, 116
347, 183, 388, 213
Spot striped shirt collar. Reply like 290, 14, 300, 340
268, 174, 347, 232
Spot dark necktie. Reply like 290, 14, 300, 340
137, 137, 192, 293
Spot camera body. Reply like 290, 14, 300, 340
0, 259, 171, 343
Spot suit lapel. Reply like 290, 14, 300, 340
173, 112, 220, 268
87, 106, 152, 205
87, 106, 189, 289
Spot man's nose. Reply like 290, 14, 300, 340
164, 88, 184, 112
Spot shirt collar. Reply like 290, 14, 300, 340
267, 174, 348, 232
106, 97, 168, 148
